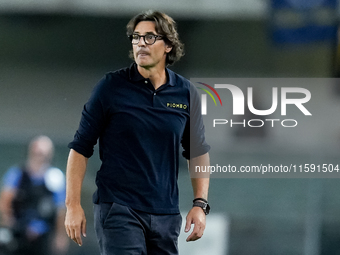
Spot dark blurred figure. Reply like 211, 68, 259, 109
0, 136, 68, 255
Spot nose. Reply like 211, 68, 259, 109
137, 36, 146, 47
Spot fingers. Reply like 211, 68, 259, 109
185, 207, 206, 242
184, 215, 192, 233
81, 219, 87, 238
65, 211, 86, 247
74, 227, 83, 246
66, 222, 82, 246
65, 224, 70, 239
186, 221, 205, 242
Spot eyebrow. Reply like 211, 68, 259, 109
133, 31, 157, 35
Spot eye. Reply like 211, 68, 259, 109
132, 34, 139, 40
146, 34, 155, 40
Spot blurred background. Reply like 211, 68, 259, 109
0, 0, 340, 254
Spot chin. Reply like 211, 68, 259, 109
136, 61, 153, 69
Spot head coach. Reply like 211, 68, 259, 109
64, 10, 211, 255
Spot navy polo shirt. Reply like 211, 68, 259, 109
69, 63, 210, 214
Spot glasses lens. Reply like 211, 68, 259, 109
131, 34, 139, 44
145, 34, 156, 45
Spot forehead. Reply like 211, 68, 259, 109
134, 21, 157, 33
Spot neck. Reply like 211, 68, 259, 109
137, 64, 167, 90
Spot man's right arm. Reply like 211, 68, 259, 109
64, 149, 88, 247
0, 167, 22, 227
0, 188, 15, 226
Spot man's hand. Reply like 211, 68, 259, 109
64, 205, 87, 246
184, 206, 206, 242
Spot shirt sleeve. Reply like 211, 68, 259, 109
182, 82, 211, 160
2, 166, 22, 190
68, 74, 111, 158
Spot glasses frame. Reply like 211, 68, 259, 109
129, 33, 164, 45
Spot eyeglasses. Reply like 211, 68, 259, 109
129, 33, 163, 45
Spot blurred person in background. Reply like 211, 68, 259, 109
65, 10, 211, 255
0, 135, 68, 255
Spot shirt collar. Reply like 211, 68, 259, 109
129, 62, 176, 87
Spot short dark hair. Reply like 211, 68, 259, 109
126, 10, 184, 66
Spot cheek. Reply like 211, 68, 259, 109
159, 46, 169, 57
132, 47, 138, 57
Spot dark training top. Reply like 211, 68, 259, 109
69, 63, 210, 214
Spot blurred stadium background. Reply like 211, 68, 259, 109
1, 0, 340, 254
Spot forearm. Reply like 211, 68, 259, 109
65, 149, 88, 207
64, 149, 88, 246
191, 178, 209, 200
185, 153, 210, 242
0, 189, 15, 225
188, 152, 210, 200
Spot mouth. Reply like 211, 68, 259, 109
137, 51, 150, 57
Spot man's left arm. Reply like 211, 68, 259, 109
185, 152, 210, 242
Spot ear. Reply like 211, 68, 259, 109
165, 44, 172, 53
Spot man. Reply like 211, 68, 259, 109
0, 136, 68, 255
65, 10, 211, 255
